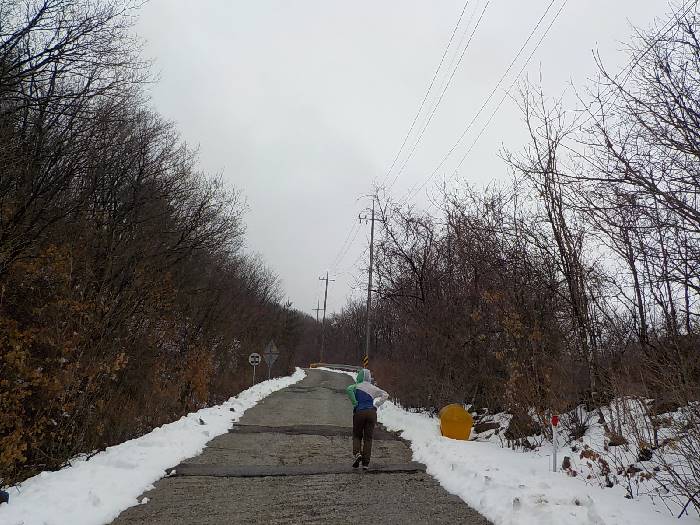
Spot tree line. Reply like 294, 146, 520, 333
326, 6, 700, 513
0, 0, 309, 486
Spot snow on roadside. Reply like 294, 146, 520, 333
377, 400, 699, 525
317, 367, 698, 524
0, 368, 306, 525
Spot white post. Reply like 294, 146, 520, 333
552, 421, 558, 472
252, 364, 257, 386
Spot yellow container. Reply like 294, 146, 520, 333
439, 404, 473, 440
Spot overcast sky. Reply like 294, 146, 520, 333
135, 0, 674, 317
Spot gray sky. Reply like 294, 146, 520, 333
136, 0, 672, 316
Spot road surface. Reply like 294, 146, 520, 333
112, 369, 490, 524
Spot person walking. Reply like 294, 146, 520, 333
345, 368, 389, 469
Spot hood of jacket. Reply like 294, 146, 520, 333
356, 368, 372, 384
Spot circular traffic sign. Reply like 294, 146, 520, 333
249, 352, 261, 366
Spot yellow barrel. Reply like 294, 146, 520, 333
439, 404, 473, 440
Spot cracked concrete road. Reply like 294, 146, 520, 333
111, 369, 490, 525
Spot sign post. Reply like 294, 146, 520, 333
263, 340, 280, 380
249, 352, 261, 385
551, 414, 559, 472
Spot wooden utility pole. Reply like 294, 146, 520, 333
312, 299, 323, 322
318, 272, 334, 363
312, 299, 323, 365
359, 196, 378, 367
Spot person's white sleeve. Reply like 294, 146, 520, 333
370, 385, 389, 407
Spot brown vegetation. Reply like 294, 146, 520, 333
0, 0, 309, 486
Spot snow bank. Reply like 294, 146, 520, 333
0, 368, 306, 525
378, 401, 699, 525
316, 366, 698, 523
564, 399, 700, 517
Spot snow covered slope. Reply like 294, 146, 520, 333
378, 401, 700, 525
320, 367, 699, 524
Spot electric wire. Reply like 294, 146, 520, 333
452, 0, 569, 176
330, 2, 481, 281
338, 245, 370, 277
399, 0, 559, 204
402, 0, 697, 206
377, 0, 472, 191
331, 220, 362, 272
386, 0, 491, 192
329, 219, 360, 271
322, 0, 696, 310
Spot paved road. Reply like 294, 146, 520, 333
112, 369, 490, 525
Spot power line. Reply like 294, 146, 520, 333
452, 0, 569, 176
332, 219, 362, 272
342, 246, 369, 275
330, 219, 360, 270
386, 0, 491, 192
403, 0, 698, 207
398, 0, 559, 204
327, 1, 488, 290
321, 0, 694, 314
377, 0, 472, 191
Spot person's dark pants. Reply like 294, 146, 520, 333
352, 408, 377, 466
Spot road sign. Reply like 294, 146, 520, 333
249, 352, 261, 385
264, 340, 280, 379
264, 340, 279, 366
362, 354, 369, 368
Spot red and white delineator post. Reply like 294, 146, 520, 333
551, 414, 560, 472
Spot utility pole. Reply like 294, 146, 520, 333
312, 299, 323, 322
359, 195, 378, 367
313, 299, 323, 361
318, 271, 334, 363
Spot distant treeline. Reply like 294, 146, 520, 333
0, 0, 311, 486
325, 6, 700, 513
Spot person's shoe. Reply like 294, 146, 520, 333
352, 453, 362, 468
361, 463, 369, 470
